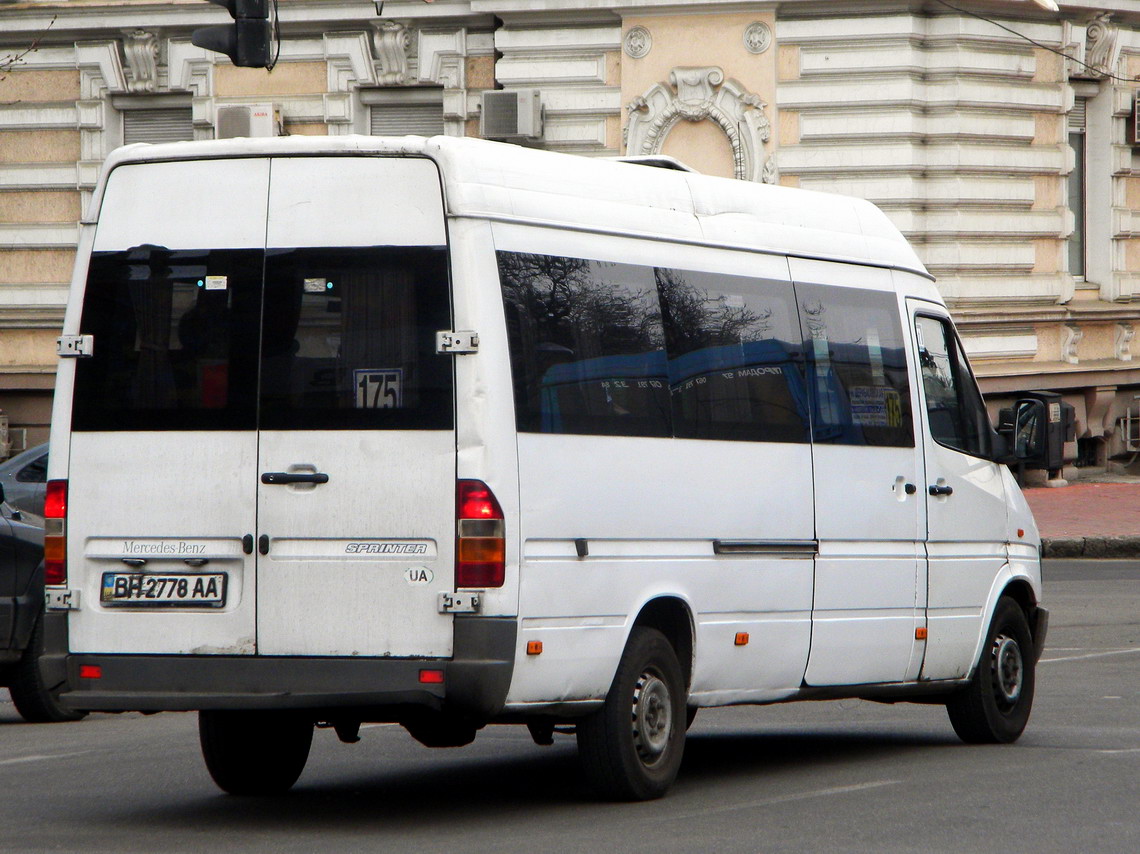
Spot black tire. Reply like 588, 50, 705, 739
8, 611, 87, 723
199, 710, 313, 796
946, 596, 1036, 744
577, 627, 687, 801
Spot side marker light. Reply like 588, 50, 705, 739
915, 627, 928, 641
527, 641, 543, 655
418, 669, 444, 684
734, 632, 750, 646
79, 665, 102, 679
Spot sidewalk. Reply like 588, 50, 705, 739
1023, 476, 1140, 558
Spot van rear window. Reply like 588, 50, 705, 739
73, 245, 453, 432
73, 247, 262, 431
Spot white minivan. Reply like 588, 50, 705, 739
43, 135, 1048, 800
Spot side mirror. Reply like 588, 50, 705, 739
998, 399, 1047, 462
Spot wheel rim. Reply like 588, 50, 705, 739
631, 667, 673, 766
991, 634, 1024, 708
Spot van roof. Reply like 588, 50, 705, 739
92, 135, 930, 278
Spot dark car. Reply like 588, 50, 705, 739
0, 482, 85, 722
0, 443, 49, 525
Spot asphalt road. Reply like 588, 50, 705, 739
2, 559, 1137, 854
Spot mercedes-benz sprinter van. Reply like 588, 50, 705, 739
42, 136, 1047, 800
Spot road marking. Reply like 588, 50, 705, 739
0, 751, 92, 767
665, 780, 902, 821
1040, 648, 1140, 664
1097, 748, 1140, 755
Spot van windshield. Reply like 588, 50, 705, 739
72, 245, 453, 432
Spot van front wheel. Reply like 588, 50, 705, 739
946, 596, 1036, 744
577, 627, 686, 801
199, 710, 313, 796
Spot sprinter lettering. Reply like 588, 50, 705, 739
345, 542, 428, 555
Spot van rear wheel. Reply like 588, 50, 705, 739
199, 710, 313, 796
577, 627, 686, 801
946, 596, 1036, 744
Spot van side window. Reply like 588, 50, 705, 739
499, 252, 670, 437
658, 269, 808, 443
915, 315, 993, 459
73, 247, 263, 431
797, 284, 914, 448
258, 247, 454, 431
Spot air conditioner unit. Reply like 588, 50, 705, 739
216, 103, 280, 139
481, 90, 543, 140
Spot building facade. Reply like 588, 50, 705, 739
2, 0, 1140, 474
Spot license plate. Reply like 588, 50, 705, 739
101, 572, 227, 607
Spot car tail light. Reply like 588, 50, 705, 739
44, 479, 68, 585
456, 480, 504, 588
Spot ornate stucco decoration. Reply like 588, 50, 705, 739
1084, 14, 1121, 79
1062, 324, 1083, 365
743, 22, 772, 55
372, 20, 411, 85
1115, 323, 1134, 362
624, 26, 652, 59
625, 66, 775, 183
122, 29, 159, 93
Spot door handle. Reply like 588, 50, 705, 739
261, 472, 329, 485
928, 484, 954, 497
242, 534, 254, 555
258, 534, 270, 555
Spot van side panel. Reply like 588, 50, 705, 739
493, 224, 814, 707
790, 259, 928, 687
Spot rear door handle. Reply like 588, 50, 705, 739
261, 472, 329, 485
928, 484, 954, 496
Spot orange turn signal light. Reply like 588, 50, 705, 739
734, 632, 750, 646
915, 627, 928, 641
526, 641, 543, 655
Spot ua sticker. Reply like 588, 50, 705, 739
404, 567, 434, 585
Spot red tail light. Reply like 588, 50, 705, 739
456, 480, 505, 588
44, 479, 68, 585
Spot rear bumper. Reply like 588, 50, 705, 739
50, 615, 517, 721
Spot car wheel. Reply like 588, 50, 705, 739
8, 610, 87, 723
199, 710, 313, 796
946, 596, 1036, 744
577, 627, 687, 801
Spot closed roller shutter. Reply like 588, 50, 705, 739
370, 102, 445, 137
123, 108, 194, 145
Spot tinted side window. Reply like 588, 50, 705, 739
259, 247, 454, 431
915, 315, 993, 458
499, 252, 669, 437
17, 453, 47, 483
797, 284, 914, 447
658, 269, 808, 443
73, 248, 262, 431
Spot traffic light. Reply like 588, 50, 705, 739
192, 0, 272, 69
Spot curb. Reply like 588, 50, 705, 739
1041, 536, 1140, 559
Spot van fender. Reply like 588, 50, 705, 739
613, 586, 698, 691
961, 556, 1040, 680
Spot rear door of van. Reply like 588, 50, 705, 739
66, 154, 455, 660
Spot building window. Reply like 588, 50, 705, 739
113, 96, 194, 145
1067, 97, 1087, 281
122, 108, 193, 145
362, 88, 445, 137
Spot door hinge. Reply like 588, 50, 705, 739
45, 588, 81, 611
435, 330, 479, 355
438, 591, 482, 614
57, 334, 94, 358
